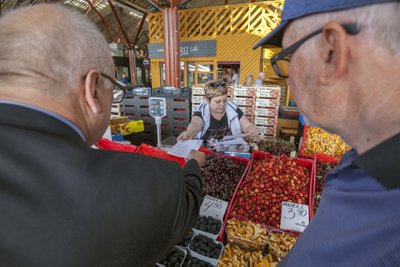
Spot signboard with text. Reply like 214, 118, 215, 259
148, 40, 217, 58
280, 201, 309, 232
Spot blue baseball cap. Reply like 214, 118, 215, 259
253, 0, 398, 48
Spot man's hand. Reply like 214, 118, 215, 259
187, 150, 205, 167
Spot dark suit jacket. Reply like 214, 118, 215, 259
0, 103, 202, 267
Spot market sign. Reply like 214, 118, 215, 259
280, 201, 309, 232
148, 40, 216, 58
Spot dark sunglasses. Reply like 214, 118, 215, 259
209, 82, 226, 87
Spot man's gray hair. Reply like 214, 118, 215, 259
292, 2, 400, 56
0, 4, 114, 96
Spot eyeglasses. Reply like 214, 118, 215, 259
210, 82, 226, 87
83, 72, 127, 103
271, 23, 361, 78
100, 72, 127, 103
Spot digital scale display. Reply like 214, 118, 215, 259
148, 97, 167, 148
149, 97, 167, 118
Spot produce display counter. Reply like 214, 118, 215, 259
95, 138, 340, 266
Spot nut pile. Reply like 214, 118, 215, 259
201, 153, 246, 201
232, 155, 310, 228
193, 216, 222, 235
189, 234, 223, 259
303, 127, 351, 158
226, 218, 268, 251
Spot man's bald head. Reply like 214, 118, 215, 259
0, 4, 114, 96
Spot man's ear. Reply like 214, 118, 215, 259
83, 70, 101, 114
319, 21, 349, 84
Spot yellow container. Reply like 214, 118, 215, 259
110, 117, 144, 135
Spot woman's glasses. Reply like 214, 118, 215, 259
209, 82, 226, 87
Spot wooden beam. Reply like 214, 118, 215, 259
163, 6, 181, 87
170, 0, 181, 7
133, 13, 147, 46
85, 0, 126, 46
128, 49, 137, 85
146, 0, 161, 10
225, 0, 228, 5
108, 0, 131, 47
111, 0, 149, 15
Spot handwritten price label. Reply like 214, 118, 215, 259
199, 195, 228, 220
280, 201, 309, 232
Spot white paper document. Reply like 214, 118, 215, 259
220, 133, 247, 141
167, 139, 203, 158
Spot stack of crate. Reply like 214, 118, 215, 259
191, 86, 205, 115
232, 86, 257, 123
254, 85, 281, 139
121, 89, 155, 145
152, 88, 191, 139
111, 103, 122, 118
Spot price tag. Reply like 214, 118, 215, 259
199, 195, 228, 221
280, 201, 309, 232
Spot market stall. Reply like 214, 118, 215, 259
96, 127, 351, 266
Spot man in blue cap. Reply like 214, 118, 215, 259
255, 0, 400, 266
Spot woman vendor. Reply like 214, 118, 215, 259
177, 81, 258, 143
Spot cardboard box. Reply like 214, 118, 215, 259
254, 116, 277, 127
255, 107, 278, 117
256, 98, 280, 108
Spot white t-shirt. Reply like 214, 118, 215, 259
254, 79, 263, 86
232, 73, 239, 85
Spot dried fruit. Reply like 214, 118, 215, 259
176, 230, 193, 247
194, 216, 222, 235
201, 153, 246, 201
189, 234, 223, 259
187, 257, 212, 266
158, 246, 185, 266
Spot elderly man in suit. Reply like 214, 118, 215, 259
0, 4, 204, 266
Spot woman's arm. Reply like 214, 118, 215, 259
177, 116, 204, 141
239, 115, 258, 141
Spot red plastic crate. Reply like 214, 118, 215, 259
198, 148, 251, 241
136, 143, 186, 167
310, 153, 339, 218
299, 125, 349, 160
299, 125, 312, 159
226, 150, 315, 234
96, 138, 138, 152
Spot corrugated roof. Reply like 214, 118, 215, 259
0, 0, 274, 49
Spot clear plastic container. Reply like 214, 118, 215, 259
225, 218, 269, 252
267, 229, 297, 262
156, 246, 187, 267
188, 233, 224, 266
